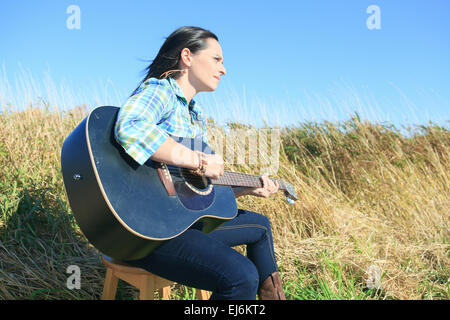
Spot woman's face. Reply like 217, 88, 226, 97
183, 38, 226, 92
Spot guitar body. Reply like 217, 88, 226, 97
61, 106, 237, 260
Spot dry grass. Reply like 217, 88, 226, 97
0, 101, 448, 300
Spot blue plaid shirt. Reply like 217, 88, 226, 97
114, 77, 209, 165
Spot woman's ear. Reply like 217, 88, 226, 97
180, 48, 192, 67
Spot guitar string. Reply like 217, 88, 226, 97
163, 167, 262, 186
155, 160, 286, 189
159, 166, 283, 189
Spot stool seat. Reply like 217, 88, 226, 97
101, 256, 151, 275
100, 255, 210, 300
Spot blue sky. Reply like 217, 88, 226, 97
1, 0, 449, 129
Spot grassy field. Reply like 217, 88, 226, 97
0, 103, 448, 300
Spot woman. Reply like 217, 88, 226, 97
114, 26, 285, 300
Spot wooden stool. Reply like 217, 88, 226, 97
100, 255, 211, 300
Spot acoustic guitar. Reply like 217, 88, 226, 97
61, 106, 297, 260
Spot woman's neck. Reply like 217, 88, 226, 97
175, 75, 197, 105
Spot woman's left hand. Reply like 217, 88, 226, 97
247, 173, 279, 198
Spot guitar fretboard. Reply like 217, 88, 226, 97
210, 171, 286, 190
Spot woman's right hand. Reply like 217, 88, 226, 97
202, 153, 224, 179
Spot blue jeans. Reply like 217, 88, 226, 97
124, 209, 279, 300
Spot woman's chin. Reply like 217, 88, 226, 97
203, 84, 218, 92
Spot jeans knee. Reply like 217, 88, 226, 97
245, 210, 271, 230
258, 214, 271, 230
254, 214, 272, 241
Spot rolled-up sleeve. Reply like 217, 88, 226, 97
114, 79, 172, 165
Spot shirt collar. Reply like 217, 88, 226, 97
167, 77, 197, 109
167, 77, 206, 123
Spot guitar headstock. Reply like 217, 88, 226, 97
283, 181, 298, 204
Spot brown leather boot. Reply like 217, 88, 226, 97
258, 272, 286, 300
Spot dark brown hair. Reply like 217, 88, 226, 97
131, 26, 218, 96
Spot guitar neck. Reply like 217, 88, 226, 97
210, 171, 287, 191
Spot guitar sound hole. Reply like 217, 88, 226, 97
181, 168, 209, 189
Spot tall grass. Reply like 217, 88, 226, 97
0, 72, 448, 299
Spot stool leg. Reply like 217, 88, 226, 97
139, 275, 155, 300
196, 289, 211, 300
102, 268, 119, 300
158, 286, 171, 300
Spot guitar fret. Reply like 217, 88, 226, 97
213, 171, 285, 190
